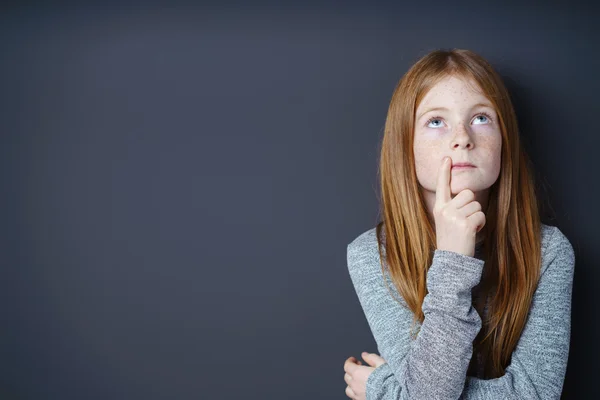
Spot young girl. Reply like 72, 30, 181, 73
342, 49, 575, 400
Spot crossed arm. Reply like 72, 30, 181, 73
346, 226, 575, 400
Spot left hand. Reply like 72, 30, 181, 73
343, 352, 387, 400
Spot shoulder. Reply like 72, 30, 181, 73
346, 226, 382, 278
347, 226, 379, 256
540, 223, 576, 276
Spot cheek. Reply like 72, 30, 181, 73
413, 141, 439, 185
479, 137, 502, 175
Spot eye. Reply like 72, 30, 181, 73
473, 112, 493, 125
424, 116, 444, 128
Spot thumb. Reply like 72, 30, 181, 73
362, 352, 386, 368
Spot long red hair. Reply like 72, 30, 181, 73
376, 48, 542, 378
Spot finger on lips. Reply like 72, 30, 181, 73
436, 157, 451, 205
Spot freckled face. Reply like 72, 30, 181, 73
413, 75, 502, 198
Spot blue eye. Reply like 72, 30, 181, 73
425, 117, 444, 128
473, 113, 492, 124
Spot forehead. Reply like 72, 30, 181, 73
417, 75, 487, 109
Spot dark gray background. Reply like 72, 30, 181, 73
1, 2, 597, 399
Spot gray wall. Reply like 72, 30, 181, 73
1, 2, 596, 399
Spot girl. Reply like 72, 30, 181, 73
343, 49, 575, 400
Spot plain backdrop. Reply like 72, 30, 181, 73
1, 2, 597, 399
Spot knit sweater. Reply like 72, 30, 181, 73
346, 223, 575, 400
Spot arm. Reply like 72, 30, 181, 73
347, 233, 485, 400
347, 226, 575, 400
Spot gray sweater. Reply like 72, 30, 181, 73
346, 223, 575, 400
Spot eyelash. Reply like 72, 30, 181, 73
424, 111, 494, 127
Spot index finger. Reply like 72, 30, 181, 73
436, 157, 452, 204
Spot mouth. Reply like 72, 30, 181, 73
452, 162, 475, 168
452, 163, 476, 171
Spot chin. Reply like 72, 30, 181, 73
450, 184, 482, 195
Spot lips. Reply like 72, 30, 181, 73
452, 162, 475, 168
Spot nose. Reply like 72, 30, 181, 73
451, 122, 473, 149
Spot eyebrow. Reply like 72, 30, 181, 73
416, 102, 495, 121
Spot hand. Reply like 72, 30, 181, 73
434, 157, 486, 257
343, 352, 387, 400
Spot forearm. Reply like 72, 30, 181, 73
379, 249, 484, 399
348, 244, 485, 400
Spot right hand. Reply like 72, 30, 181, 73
433, 157, 486, 257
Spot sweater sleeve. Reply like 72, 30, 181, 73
346, 226, 575, 400
347, 239, 485, 400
